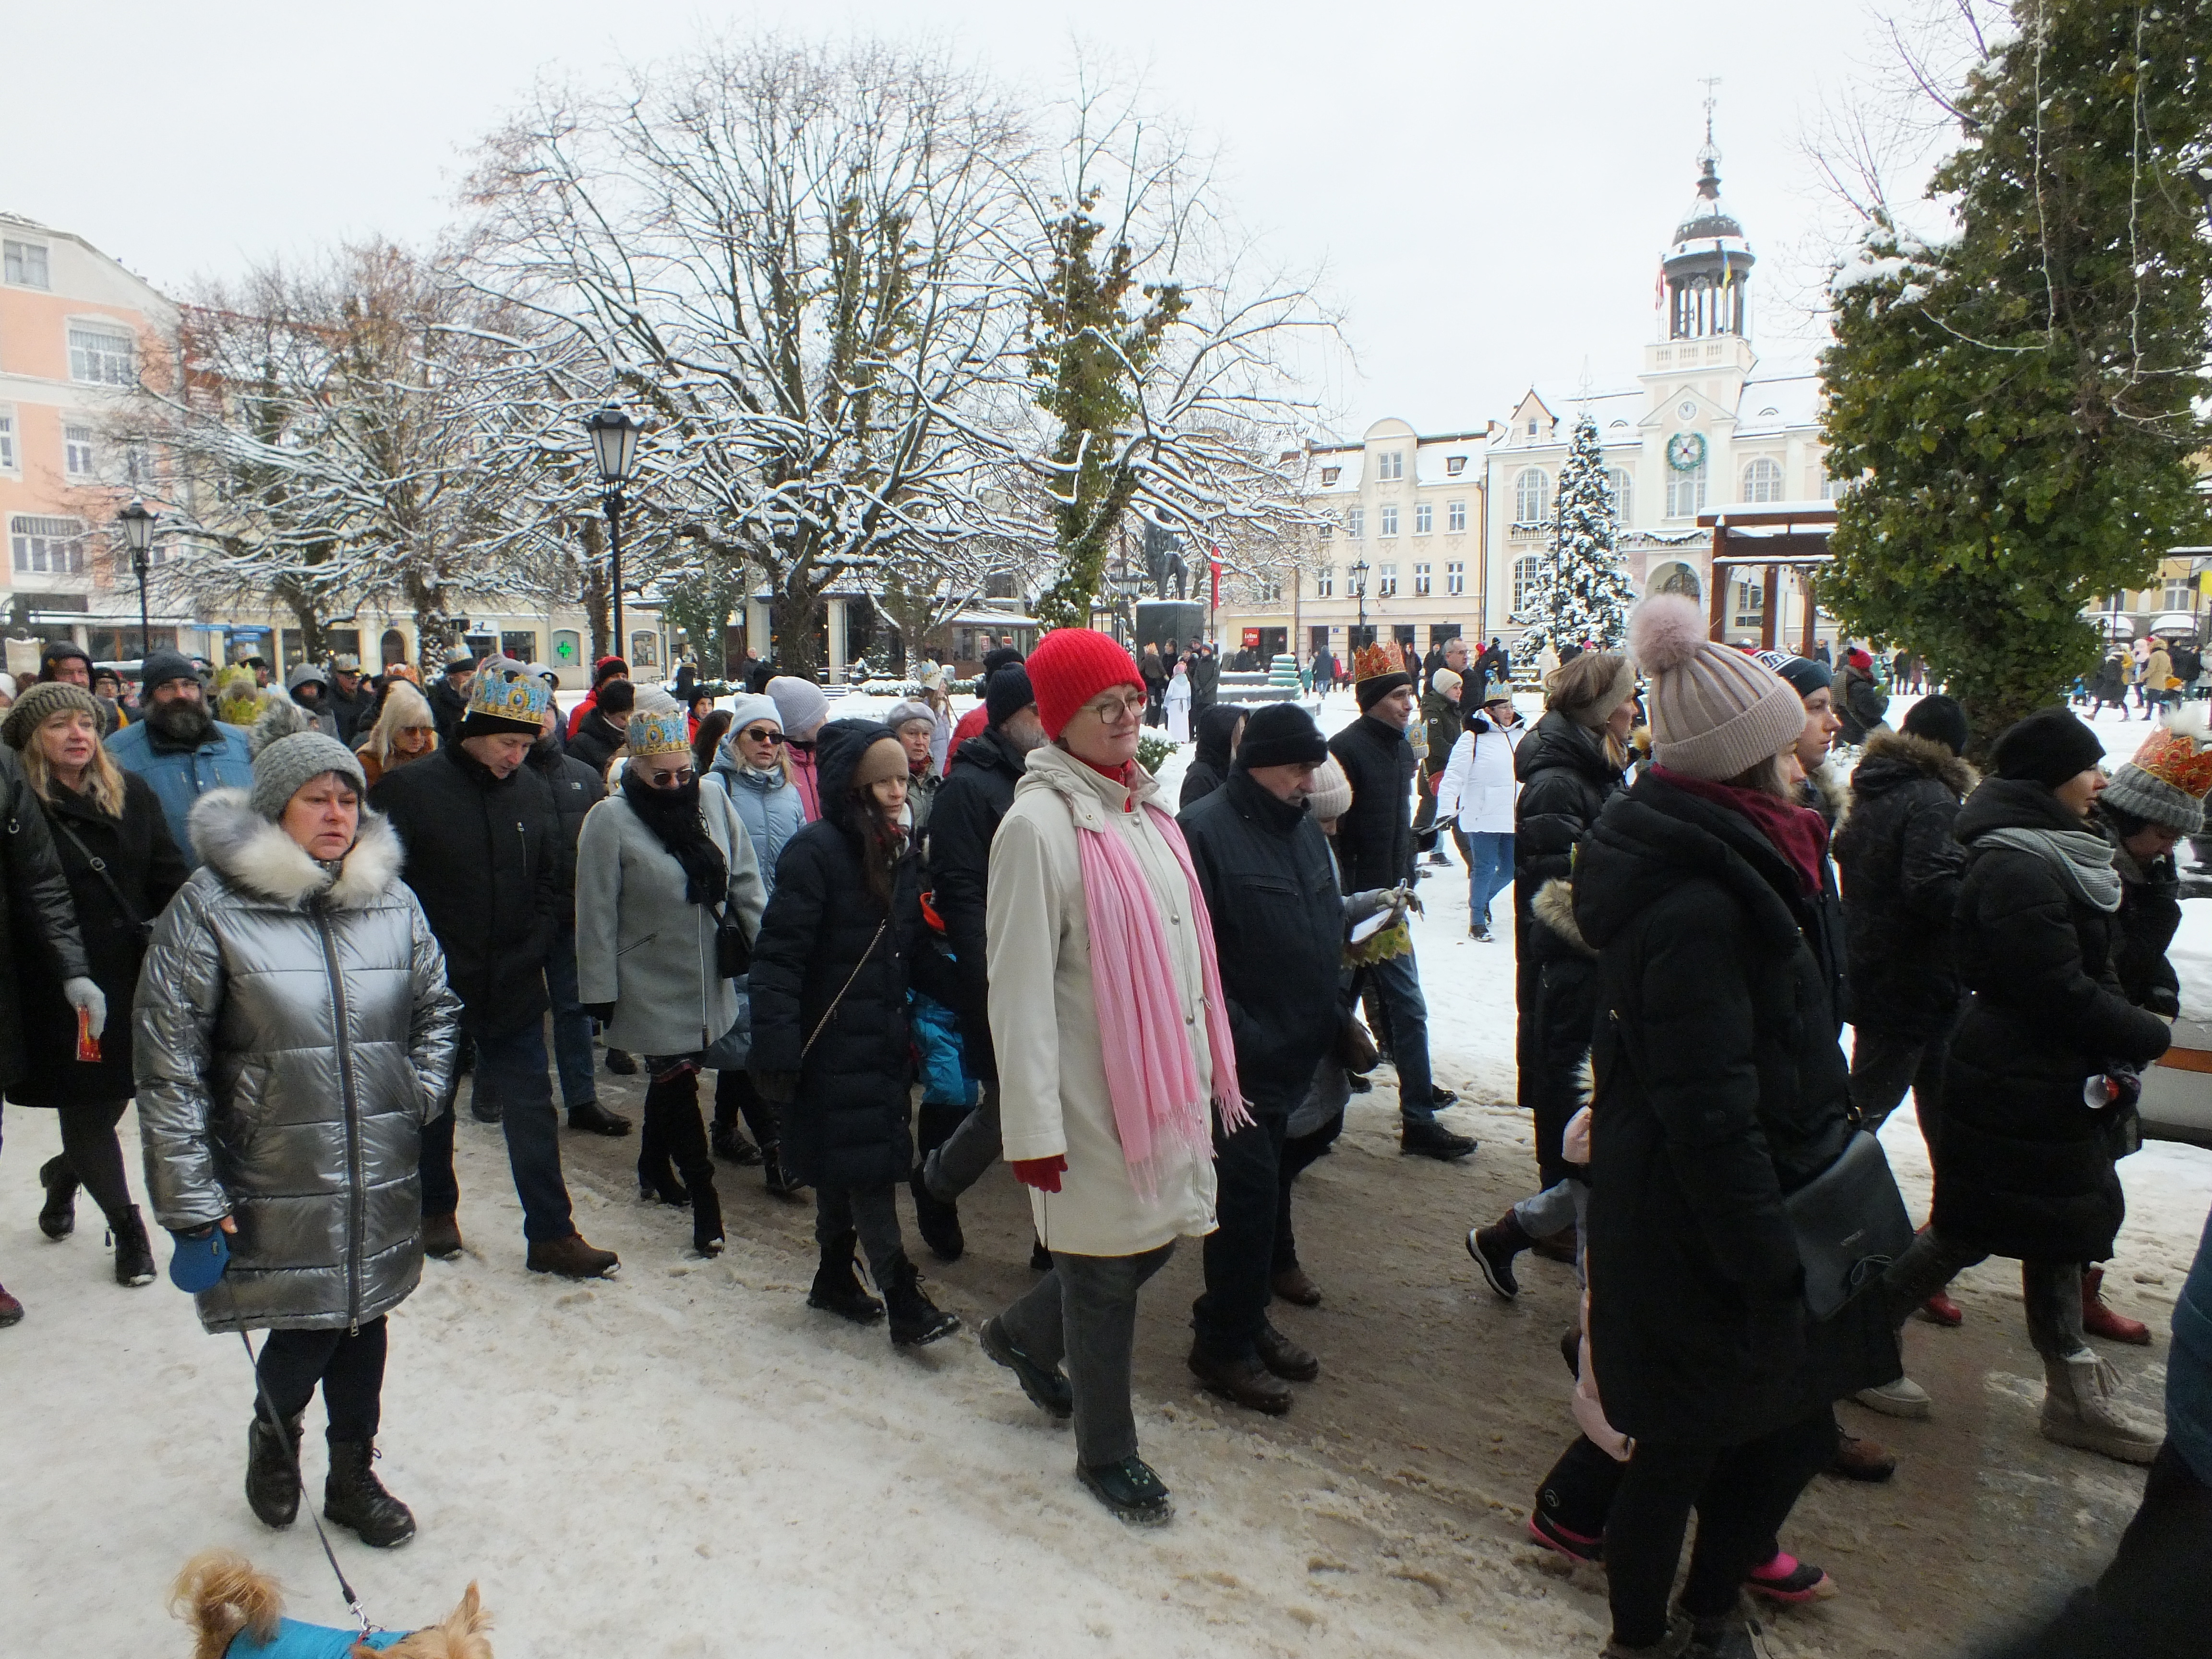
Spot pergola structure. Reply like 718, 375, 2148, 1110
1696, 502, 1838, 652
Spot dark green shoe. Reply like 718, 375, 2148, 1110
1078, 1455, 1172, 1527
979, 1316, 1072, 1418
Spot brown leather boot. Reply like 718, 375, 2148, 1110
526, 1233, 620, 1279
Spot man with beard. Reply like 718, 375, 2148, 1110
104, 650, 253, 869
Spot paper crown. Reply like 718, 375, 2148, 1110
465, 667, 553, 725
2122, 709, 2212, 801
626, 705, 692, 759
1351, 642, 1402, 685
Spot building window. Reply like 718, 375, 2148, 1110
10, 515, 87, 575
1447, 499, 1466, 533
1347, 506, 1365, 539
2163, 576, 2196, 612
1666, 458, 1708, 519
1526, 418, 1539, 437
1414, 502, 1432, 535
3, 239, 49, 289
1319, 515, 1333, 539
1413, 562, 1432, 596
1445, 455, 1467, 476
1377, 451, 1404, 481
1820, 472, 1851, 500
1514, 468, 1551, 525
1320, 466, 1341, 486
1377, 563, 1398, 597
0, 408, 15, 472
1315, 566, 1334, 598
1446, 561, 1465, 595
1379, 504, 1398, 537
64, 426, 95, 477
1512, 553, 1542, 613
69, 325, 136, 386
1742, 457, 1784, 503
1606, 467, 1634, 521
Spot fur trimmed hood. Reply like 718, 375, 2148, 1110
1531, 876, 1597, 958
186, 789, 405, 911
1850, 728, 1978, 806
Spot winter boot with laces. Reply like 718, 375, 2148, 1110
760, 1140, 806, 1199
2040, 1348, 2162, 1464
883, 1258, 959, 1346
36, 1155, 77, 1240
806, 1231, 884, 1324
245, 1410, 305, 1528
112, 1205, 156, 1287
324, 1439, 416, 1548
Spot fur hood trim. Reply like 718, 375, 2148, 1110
1811, 753, 1852, 827
1531, 876, 1597, 958
187, 789, 406, 911
1855, 728, 1979, 801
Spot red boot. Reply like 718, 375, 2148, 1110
2082, 1268, 2152, 1346
1919, 1291, 1964, 1327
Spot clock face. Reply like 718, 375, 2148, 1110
1667, 431, 1707, 472
1677, 399, 1698, 419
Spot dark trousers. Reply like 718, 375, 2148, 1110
1192, 1102, 1290, 1362
711, 1067, 781, 1149
1364, 949, 1435, 1123
922, 1081, 1002, 1202
640, 1065, 716, 1202
1605, 1411, 1838, 1648
48, 1099, 136, 1230
256, 1317, 389, 1444
1000, 1243, 1175, 1467
543, 926, 599, 1109
1273, 1109, 1345, 1274
815, 1183, 905, 1279
1848, 1022, 1950, 1150
1881, 1229, 2085, 1358
421, 1021, 575, 1242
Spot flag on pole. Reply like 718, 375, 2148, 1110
1209, 545, 1222, 611
1654, 258, 1666, 310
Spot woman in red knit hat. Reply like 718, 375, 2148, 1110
978, 628, 1250, 1526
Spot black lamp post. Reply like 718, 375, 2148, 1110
1349, 555, 1370, 649
117, 496, 156, 661
585, 404, 640, 656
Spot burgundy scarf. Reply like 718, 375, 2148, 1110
1652, 766, 1827, 897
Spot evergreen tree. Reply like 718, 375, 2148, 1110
1819, 0, 2212, 748
1520, 411, 1634, 651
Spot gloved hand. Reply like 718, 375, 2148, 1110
751, 1069, 799, 1105
1343, 889, 1399, 927
62, 977, 107, 1041
582, 1002, 616, 1025
1012, 1154, 1068, 1193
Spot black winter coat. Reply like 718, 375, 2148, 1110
427, 676, 470, 747
1326, 714, 1417, 892
8, 772, 185, 1107
527, 737, 605, 929
1937, 780, 2172, 1262
1514, 711, 1626, 976
749, 722, 935, 1190
1180, 769, 1344, 1113
1575, 775, 1863, 1447
1833, 731, 1974, 1039
1838, 664, 1889, 744
1178, 704, 1245, 811
1189, 653, 1220, 711
0, 749, 91, 1088
565, 710, 625, 780
368, 744, 559, 1037
2094, 809, 2183, 1019
926, 725, 1026, 1082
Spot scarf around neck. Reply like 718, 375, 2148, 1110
1978, 825, 2124, 913
1653, 766, 1828, 898
620, 769, 728, 906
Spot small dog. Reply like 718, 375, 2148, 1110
172, 1550, 492, 1659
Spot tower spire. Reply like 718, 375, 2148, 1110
1695, 76, 1723, 199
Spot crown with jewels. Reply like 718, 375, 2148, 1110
1351, 642, 1401, 685
464, 667, 552, 725
626, 705, 692, 759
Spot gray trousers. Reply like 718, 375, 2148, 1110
815, 1183, 906, 1282
921, 1081, 1001, 1201
1880, 1229, 2086, 1359
999, 1243, 1175, 1467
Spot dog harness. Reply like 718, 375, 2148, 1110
227, 1619, 408, 1658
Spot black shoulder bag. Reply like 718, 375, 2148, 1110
50, 813, 153, 945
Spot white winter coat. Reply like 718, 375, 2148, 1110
1432, 717, 1524, 834
987, 745, 1219, 1256
1164, 669, 1192, 745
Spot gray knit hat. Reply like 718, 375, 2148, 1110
1627, 594, 1808, 782
884, 698, 937, 734
2, 681, 103, 751
2098, 706, 2212, 834
1304, 754, 1353, 821
249, 731, 368, 821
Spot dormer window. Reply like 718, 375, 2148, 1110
1527, 419, 1539, 437
1320, 466, 1341, 487
1376, 451, 1404, 481
1444, 456, 1467, 476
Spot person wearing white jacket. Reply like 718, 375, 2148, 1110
1431, 683, 1525, 939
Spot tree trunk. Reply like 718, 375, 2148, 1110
769, 576, 830, 680
579, 518, 611, 664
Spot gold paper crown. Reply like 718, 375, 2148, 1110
464, 670, 552, 725
2125, 718, 2212, 801
1352, 642, 1401, 685
626, 706, 692, 759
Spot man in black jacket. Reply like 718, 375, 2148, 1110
1189, 643, 1220, 714
1328, 646, 1472, 1159
566, 678, 634, 777
1182, 706, 1346, 1414
426, 647, 476, 747
369, 665, 617, 1280
325, 655, 373, 744
527, 698, 629, 1138
911, 665, 1047, 1257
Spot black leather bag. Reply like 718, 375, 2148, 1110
1784, 1130, 1914, 1321
712, 902, 752, 981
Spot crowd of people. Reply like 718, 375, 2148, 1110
0, 613, 2207, 1656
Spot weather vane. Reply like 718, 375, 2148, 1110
1698, 75, 1722, 162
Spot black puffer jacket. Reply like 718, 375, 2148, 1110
8, 772, 186, 1108
749, 721, 930, 1190
526, 736, 605, 928
926, 725, 1027, 1082
565, 709, 625, 779
1839, 663, 1889, 744
368, 743, 560, 1037
1178, 703, 1246, 810
1180, 768, 1344, 1114
2093, 804, 2184, 1018
0, 748, 91, 1089
1326, 713, 1417, 891
1575, 774, 1863, 1447
1833, 732, 1975, 1039
1514, 710, 1626, 970
1937, 780, 2172, 1262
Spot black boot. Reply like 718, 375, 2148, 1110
36, 1155, 77, 1240
245, 1410, 304, 1528
691, 1173, 725, 1257
761, 1142, 806, 1199
883, 1257, 960, 1347
806, 1231, 883, 1323
112, 1205, 156, 1287
636, 1108, 689, 1206
324, 1439, 416, 1548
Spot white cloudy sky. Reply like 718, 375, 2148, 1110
6, 0, 1947, 436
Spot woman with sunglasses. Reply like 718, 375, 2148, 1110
576, 696, 767, 1256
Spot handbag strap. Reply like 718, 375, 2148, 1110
48, 810, 147, 934
801, 918, 889, 1061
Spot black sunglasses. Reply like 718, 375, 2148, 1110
740, 727, 786, 745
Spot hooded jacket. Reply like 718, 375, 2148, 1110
1433, 710, 1523, 834
1937, 779, 2172, 1261
2092, 801, 2184, 1019
926, 724, 1029, 1080
135, 795, 461, 1334
1833, 731, 1975, 1038
1514, 710, 1627, 974
709, 732, 809, 900
1178, 703, 1246, 810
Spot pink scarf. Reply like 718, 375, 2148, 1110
1074, 800, 1251, 1196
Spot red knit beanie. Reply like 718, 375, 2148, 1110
1027, 628, 1145, 739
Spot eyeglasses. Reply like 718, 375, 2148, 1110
739, 727, 786, 745
645, 767, 696, 788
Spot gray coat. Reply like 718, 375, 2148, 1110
135, 792, 461, 1334
574, 781, 767, 1058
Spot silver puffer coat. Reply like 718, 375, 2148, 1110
136, 791, 460, 1334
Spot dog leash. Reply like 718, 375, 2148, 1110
238, 1331, 378, 1638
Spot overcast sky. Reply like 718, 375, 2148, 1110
7, 1, 1931, 437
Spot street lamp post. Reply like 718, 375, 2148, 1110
117, 497, 156, 661
585, 404, 641, 659
1349, 556, 1370, 651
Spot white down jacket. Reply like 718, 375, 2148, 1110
1432, 714, 1524, 834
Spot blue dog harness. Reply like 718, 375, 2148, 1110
227, 1617, 408, 1657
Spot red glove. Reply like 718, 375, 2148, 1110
1012, 1155, 1068, 1194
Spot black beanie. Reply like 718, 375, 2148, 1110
1991, 705, 2105, 789
985, 664, 1035, 728
981, 645, 1024, 676
1901, 693, 1970, 757
1355, 669, 1412, 712
1236, 701, 1329, 770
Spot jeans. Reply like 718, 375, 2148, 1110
999, 1244, 1175, 1468
1191, 1102, 1291, 1363
712, 1067, 780, 1151
543, 926, 599, 1109
922, 1082, 1001, 1202
421, 1021, 576, 1243
1880, 1229, 2086, 1359
1364, 948, 1435, 1123
1513, 1177, 1584, 1253
815, 1183, 906, 1279
255, 1317, 388, 1444
1465, 831, 1515, 928
1849, 1022, 1951, 1151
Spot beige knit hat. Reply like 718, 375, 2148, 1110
1304, 754, 1353, 821
1627, 594, 1807, 781
1, 680, 103, 751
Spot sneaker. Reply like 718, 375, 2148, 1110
979, 1315, 1073, 1418
1469, 923, 1492, 942
1828, 1433, 1896, 1483
1425, 851, 1453, 866
1745, 1550, 1836, 1604
1400, 1120, 1477, 1161
0, 1284, 21, 1327
1078, 1455, 1172, 1527
1430, 1086, 1460, 1108
1527, 1509, 1603, 1565
1917, 1291, 1964, 1327
1468, 1218, 1525, 1299
1852, 1376, 1932, 1419
526, 1233, 620, 1279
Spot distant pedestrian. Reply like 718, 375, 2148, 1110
1164, 661, 1192, 743
1433, 683, 1524, 940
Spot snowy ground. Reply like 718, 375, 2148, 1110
4, 689, 2208, 1656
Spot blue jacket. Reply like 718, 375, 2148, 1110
105, 719, 253, 869
710, 746, 809, 899
227, 1618, 407, 1657
2172, 1203, 2212, 1487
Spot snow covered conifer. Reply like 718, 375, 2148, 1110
1519, 411, 1633, 653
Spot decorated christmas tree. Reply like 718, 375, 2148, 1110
1519, 411, 1634, 652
